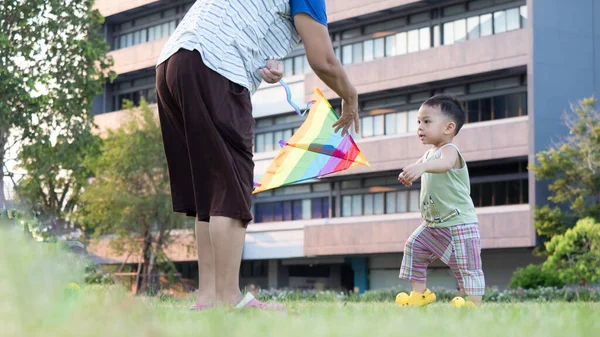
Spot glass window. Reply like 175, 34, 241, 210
396, 111, 408, 134
480, 98, 492, 121
454, 19, 466, 42
373, 115, 385, 136
408, 110, 419, 132
507, 180, 522, 204
397, 191, 407, 213
126, 33, 133, 46
433, 25, 441, 47
494, 11, 507, 34
467, 16, 480, 40
506, 93, 521, 118
342, 45, 353, 65
396, 32, 407, 55
148, 26, 155, 41
364, 194, 374, 215
374, 38, 385, 58
363, 40, 374, 62
443, 4, 465, 16
385, 35, 396, 56
161, 22, 170, 38
351, 195, 362, 216
443, 21, 454, 45
342, 196, 352, 217
273, 202, 283, 221
494, 181, 508, 206
481, 182, 493, 206
283, 58, 293, 77
374, 193, 384, 215
408, 29, 420, 53
264, 132, 274, 151
506, 8, 520, 31
408, 190, 420, 212
467, 100, 479, 123
294, 55, 303, 74
385, 113, 397, 135
283, 129, 293, 142
493, 96, 507, 119
352, 42, 363, 64
471, 184, 481, 207
480, 13, 493, 36
273, 131, 283, 146
303, 55, 311, 74
120, 35, 127, 48
140, 29, 147, 43
133, 31, 141, 45
520, 5, 527, 28
334, 46, 341, 59
169, 20, 176, 34
419, 27, 430, 50
386, 191, 397, 214
362, 116, 374, 138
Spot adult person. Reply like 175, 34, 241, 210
155, 0, 359, 310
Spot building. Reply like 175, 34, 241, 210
90, 0, 600, 293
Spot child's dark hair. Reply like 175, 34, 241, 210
422, 94, 466, 135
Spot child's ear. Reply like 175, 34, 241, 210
444, 121, 456, 135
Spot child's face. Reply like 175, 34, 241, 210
416, 105, 453, 145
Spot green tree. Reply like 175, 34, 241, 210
14, 130, 101, 233
80, 100, 190, 295
530, 97, 600, 253
543, 217, 600, 286
0, 0, 114, 209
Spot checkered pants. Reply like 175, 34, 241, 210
399, 222, 485, 296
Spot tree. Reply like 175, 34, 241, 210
529, 97, 600, 253
80, 100, 190, 295
0, 0, 114, 209
14, 130, 101, 233
543, 217, 600, 286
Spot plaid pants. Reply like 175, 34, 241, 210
399, 222, 485, 296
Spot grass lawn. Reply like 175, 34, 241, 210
2, 229, 600, 337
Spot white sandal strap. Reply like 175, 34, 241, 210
234, 292, 255, 309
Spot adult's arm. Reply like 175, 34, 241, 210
293, 13, 359, 134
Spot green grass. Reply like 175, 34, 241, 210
2, 228, 600, 337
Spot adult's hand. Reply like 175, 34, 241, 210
332, 96, 359, 134
259, 59, 284, 84
294, 13, 359, 135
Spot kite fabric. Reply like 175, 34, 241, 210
252, 85, 370, 194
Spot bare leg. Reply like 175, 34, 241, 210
209, 216, 246, 306
195, 219, 216, 305
468, 295, 482, 305
410, 281, 427, 293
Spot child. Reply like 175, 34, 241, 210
395, 94, 485, 308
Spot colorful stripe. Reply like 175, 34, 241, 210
399, 222, 485, 296
253, 88, 369, 194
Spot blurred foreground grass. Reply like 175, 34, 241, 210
1, 227, 599, 337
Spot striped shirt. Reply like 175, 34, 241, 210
156, 0, 302, 94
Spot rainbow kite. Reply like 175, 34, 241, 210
253, 85, 370, 194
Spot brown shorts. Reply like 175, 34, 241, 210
155, 49, 254, 226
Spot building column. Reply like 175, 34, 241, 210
268, 259, 279, 289
348, 257, 369, 294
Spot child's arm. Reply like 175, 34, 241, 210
398, 152, 428, 186
402, 146, 459, 183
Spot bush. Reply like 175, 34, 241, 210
508, 264, 566, 290
254, 286, 600, 303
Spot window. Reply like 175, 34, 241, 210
467, 16, 480, 40
385, 35, 397, 56
407, 29, 420, 53
443, 21, 454, 45
480, 13, 493, 36
419, 27, 431, 50
396, 32, 407, 55
374, 38, 385, 58
454, 19, 467, 43
363, 40, 374, 62
506, 7, 520, 31
494, 11, 507, 33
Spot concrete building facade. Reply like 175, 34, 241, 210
90, 0, 600, 293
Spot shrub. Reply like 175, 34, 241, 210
508, 264, 565, 290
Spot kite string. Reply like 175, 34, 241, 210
279, 79, 315, 116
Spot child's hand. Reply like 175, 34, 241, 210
398, 172, 412, 187
401, 163, 425, 184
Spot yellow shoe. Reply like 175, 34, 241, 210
395, 289, 436, 307
450, 296, 477, 308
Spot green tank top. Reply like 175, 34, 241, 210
419, 143, 478, 227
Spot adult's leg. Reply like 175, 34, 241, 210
194, 219, 216, 306
208, 216, 246, 305
156, 58, 216, 304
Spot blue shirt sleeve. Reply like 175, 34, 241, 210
290, 0, 328, 27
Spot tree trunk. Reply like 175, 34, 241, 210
0, 127, 7, 210
137, 227, 153, 295
146, 228, 165, 295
